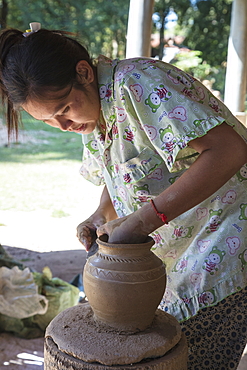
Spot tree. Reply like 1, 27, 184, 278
0, 0, 8, 29
181, 0, 232, 68
152, 0, 233, 94
180, 0, 233, 94
2, 0, 233, 93
152, 0, 191, 59
3, 0, 130, 58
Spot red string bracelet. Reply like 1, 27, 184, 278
150, 199, 168, 224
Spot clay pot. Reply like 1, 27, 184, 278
83, 235, 166, 332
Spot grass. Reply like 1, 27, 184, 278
0, 112, 100, 216
0, 112, 83, 163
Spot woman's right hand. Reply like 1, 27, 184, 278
77, 186, 118, 252
76, 215, 107, 251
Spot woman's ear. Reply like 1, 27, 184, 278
76, 60, 94, 85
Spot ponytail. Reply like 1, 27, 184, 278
0, 29, 23, 138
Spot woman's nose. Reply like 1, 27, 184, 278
55, 117, 73, 131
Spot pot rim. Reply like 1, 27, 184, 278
97, 234, 154, 249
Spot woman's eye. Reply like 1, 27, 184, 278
61, 106, 70, 114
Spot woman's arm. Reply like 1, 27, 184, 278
97, 123, 247, 244
77, 185, 118, 250
151, 122, 247, 223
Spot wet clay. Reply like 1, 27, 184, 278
45, 303, 185, 366
83, 236, 167, 332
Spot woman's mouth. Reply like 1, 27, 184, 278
72, 124, 86, 133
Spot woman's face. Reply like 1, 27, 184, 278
22, 61, 101, 134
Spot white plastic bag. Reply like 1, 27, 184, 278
0, 266, 48, 319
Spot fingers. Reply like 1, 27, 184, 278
96, 224, 108, 238
76, 224, 97, 251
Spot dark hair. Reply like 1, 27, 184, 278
0, 28, 93, 137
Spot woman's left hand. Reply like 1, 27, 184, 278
97, 215, 149, 244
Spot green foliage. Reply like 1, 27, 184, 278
179, 0, 232, 94
4, 0, 130, 58
171, 50, 215, 79
0, 1, 235, 97
153, 0, 232, 95
171, 49, 226, 97
153, 0, 191, 58
171, 49, 225, 85
153, 0, 191, 20
179, 0, 232, 68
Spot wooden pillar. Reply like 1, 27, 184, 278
126, 0, 154, 58
224, 0, 247, 125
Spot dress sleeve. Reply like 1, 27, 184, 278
118, 59, 245, 173
79, 133, 105, 186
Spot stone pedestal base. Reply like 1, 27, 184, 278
44, 303, 188, 370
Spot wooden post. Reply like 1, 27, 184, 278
224, 0, 247, 125
126, 0, 154, 58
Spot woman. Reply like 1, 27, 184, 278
0, 26, 247, 369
